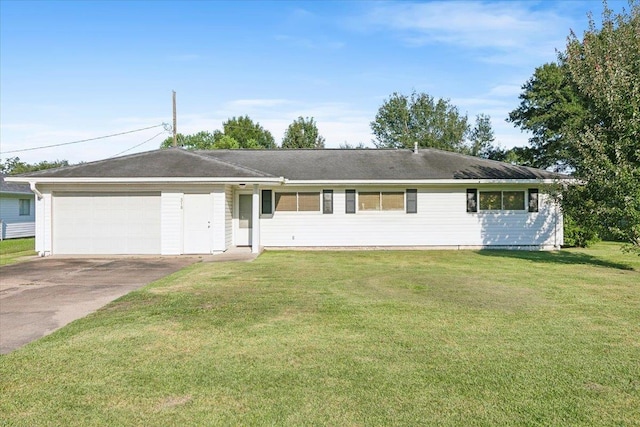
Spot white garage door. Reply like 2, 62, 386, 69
53, 193, 161, 255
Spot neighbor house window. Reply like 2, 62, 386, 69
323, 190, 333, 214
275, 192, 320, 212
261, 190, 273, 215
19, 199, 30, 216
479, 191, 526, 211
358, 191, 404, 211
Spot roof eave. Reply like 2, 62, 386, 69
5, 176, 286, 185
281, 178, 571, 185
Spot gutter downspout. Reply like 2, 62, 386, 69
29, 182, 47, 256
29, 182, 43, 200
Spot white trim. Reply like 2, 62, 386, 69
282, 179, 567, 185
5, 177, 572, 186
5, 177, 285, 185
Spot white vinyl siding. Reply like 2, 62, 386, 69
53, 193, 161, 254
0, 195, 35, 239
259, 187, 562, 249
225, 186, 233, 249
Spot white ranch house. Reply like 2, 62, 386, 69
7, 148, 567, 256
0, 174, 35, 240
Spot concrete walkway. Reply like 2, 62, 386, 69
0, 248, 260, 354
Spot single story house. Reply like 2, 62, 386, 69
0, 174, 35, 240
7, 148, 567, 256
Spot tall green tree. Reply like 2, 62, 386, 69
507, 62, 589, 171
281, 117, 325, 149
563, 1, 640, 248
0, 157, 70, 175
371, 91, 469, 152
468, 114, 496, 158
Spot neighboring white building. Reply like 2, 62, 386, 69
0, 174, 35, 240
7, 148, 568, 256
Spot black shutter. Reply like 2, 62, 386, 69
467, 189, 478, 213
323, 190, 333, 214
406, 189, 417, 213
528, 189, 539, 212
345, 190, 356, 214
261, 190, 272, 215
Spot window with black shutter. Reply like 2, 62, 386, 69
406, 189, 417, 214
467, 189, 478, 213
323, 190, 333, 214
261, 190, 272, 215
528, 189, 539, 212
345, 190, 356, 214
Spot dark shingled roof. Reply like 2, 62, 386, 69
0, 174, 33, 194
20, 149, 275, 179
17, 148, 565, 180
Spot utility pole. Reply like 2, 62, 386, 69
172, 90, 177, 147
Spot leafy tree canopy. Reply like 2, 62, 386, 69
562, 1, 640, 249
160, 116, 274, 150
507, 62, 589, 172
216, 115, 275, 149
371, 91, 470, 152
0, 157, 70, 175
281, 117, 325, 149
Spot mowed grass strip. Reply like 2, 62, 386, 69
0, 237, 36, 266
1, 243, 639, 426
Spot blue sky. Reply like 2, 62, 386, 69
0, 0, 629, 164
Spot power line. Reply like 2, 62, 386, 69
1, 123, 168, 155
110, 131, 167, 158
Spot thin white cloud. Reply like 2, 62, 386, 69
360, 1, 571, 64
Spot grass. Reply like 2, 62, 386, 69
1, 243, 639, 426
0, 237, 36, 266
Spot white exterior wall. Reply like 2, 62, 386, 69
34, 191, 52, 255
161, 192, 183, 255
212, 188, 227, 253
259, 187, 563, 249
0, 195, 35, 239
224, 186, 233, 249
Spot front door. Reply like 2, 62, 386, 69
183, 194, 212, 254
237, 194, 252, 246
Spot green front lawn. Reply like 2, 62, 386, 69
0, 237, 36, 266
1, 243, 639, 425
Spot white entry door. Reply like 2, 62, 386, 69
236, 194, 252, 246
183, 194, 212, 254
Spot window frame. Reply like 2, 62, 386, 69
274, 191, 321, 213
477, 190, 527, 212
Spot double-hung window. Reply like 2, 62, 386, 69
477, 190, 525, 211
358, 192, 404, 211
275, 192, 320, 212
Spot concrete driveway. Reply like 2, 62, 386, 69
0, 257, 197, 354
